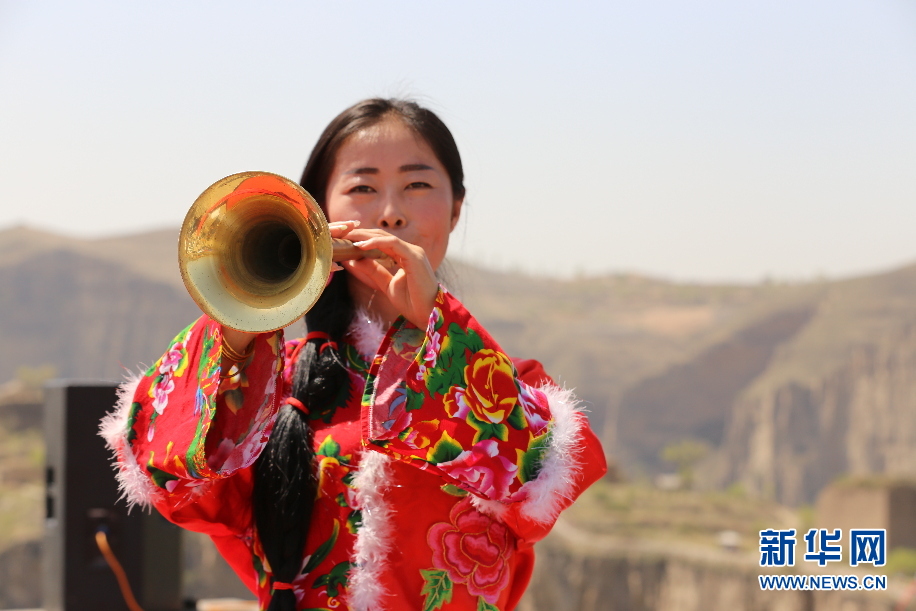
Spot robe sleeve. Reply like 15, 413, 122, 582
361, 288, 607, 543
99, 315, 287, 536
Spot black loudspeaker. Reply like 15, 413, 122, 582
43, 381, 182, 611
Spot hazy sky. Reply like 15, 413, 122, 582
1, 1, 914, 281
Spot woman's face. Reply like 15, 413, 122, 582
323, 118, 462, 271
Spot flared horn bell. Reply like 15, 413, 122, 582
179, 171, 332, 333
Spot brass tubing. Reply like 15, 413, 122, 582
331, 238, 386, 262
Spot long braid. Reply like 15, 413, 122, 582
252, 273, 354, 609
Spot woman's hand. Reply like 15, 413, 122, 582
339, 228, 438, 329
326, 221, 359, 278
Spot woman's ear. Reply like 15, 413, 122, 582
449, 197, 464, 232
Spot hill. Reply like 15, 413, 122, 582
2, 225, 916, 505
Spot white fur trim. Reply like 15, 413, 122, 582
347, 449, 395, 611
349, 310, 389, 361
469, 492, 510, 520
452, 385, 587, 525
98, 373, 160, 511
517, 384, 585, 523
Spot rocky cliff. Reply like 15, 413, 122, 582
710, 323, 916, 505
705, 265, 916, 505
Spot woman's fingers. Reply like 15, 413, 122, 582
352, 236, 434, 287
328, 220, 359, 239
351, 234, 424, 268
323, 223, 355, 287
339, 233, 438, 328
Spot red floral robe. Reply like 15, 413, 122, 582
101, 288, 607, 610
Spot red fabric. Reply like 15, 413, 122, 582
113, 289, 606, 610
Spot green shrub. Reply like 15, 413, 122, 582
885, 547, 916, 577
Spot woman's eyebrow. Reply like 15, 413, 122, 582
345, 164, 433, 175
400, 163, 434, 172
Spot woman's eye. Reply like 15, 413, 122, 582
406, 182, 432, 190
348, 185, 375, 194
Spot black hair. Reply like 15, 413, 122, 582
252, 98, 465, 609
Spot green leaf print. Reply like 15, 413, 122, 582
451, 323, 485, 353
440, 484, 469, 497
424, 324, 485, 397
185, 408, 209, 479
344, 343, 369, 373
146, 463, 179, 490
341, 470, 356, 487
316, 435, 341, 459
346, 509, 362, 534
477, 598, 500, 611
125, 402, 143, 444
506, 402, 527, 430
302, 520, 339, 575
252, 553, 268, 586
420, 569, 453, 611
199, 326, 217, 379
405, 385, 425, 412
517, 430, 552, 484
361, 369, 378, 409
426, 431, 463, 464
312, 561, 353, 598
468, 412, 509, 444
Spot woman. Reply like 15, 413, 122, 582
102, 98, 606, 611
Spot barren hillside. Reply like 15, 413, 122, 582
2, 225, 916, 505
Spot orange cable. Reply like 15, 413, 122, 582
94, 529, 145, 611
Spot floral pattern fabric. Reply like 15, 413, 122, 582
427, 497, 512, 604
103, 287, 607, 610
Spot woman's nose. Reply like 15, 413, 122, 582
377, 194, 407, 229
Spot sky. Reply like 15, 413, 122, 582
1, 1, 914, 281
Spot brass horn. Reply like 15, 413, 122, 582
178, 171, 381, 333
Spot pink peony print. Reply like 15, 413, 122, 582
436, 440, 517, 500
424, 330, 441, 365
417, 329, 441, 381
158, 343, 184, 374
426, 306, 442, 335
518, 384, 549, 434
150, 337, 189, 416
443, 386, 470, 420
427, 498, 512, 604
151, 376, 175, 414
